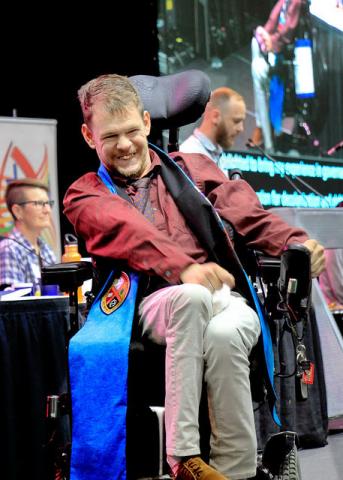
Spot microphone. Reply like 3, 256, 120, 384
246, 138, 331, 207
229, 168, 243, 180
327, 140, 343, 156
298, 121, 321, 149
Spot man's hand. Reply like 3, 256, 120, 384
255, 26, 272, 53
263, 31, 272, 52
180, 262, 235, 292
303, 239, 325, 277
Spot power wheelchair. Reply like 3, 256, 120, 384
42, 70, 327, 480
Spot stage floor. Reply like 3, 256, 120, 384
299, 430, 343, 480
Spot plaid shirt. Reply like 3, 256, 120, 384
0, 228, 56, 294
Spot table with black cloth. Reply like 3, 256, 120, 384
0, 297, 70, 480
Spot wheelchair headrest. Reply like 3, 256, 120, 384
129, 70, 211, 130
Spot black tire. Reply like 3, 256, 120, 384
274, 446, 301, 480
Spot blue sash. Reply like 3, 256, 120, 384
243, 270, 280, 424
69, 165, 139, 480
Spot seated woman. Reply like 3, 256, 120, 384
0, 178, 56, 294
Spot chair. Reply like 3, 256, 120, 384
42, 70, 327, 480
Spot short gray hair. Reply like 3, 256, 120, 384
5, 178, 49, 220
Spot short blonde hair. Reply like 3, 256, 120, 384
209, 87, 244, 112
78, 73, 144, 126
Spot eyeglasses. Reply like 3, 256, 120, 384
17, 200, 55, 208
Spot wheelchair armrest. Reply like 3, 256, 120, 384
255, 244, 312, 319
41, 261, 94, 292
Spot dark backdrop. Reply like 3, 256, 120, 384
0, 2, 159, 249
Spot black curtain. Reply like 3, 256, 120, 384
0, 2, 159, 253
0, 298, 70, 480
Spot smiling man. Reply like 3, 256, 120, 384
179, 87, 246, 168
63, 73, 324, 480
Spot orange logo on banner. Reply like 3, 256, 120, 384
100, 272, 131, 314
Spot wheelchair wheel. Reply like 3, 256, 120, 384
261, 431, 302, 480
274, 444, 301, 480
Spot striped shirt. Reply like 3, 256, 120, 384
0, 228, 56, 294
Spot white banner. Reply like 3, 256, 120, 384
0, 116, 61, 259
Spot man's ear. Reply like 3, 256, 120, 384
143, 111, 151, 136
211, 108, 221, 126
81, 123, 96, 149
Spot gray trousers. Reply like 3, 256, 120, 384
139, 284, 261, 480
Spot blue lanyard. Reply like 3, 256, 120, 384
98, 163, 117, 193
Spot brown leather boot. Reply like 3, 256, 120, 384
175, 457, 229, 480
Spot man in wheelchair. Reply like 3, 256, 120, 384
63, 73, 324, 480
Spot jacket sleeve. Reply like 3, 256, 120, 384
208, 179, 308, 256
63, 173, 195, 283
172, 152, 309, 256
264, 0, 302, 53
320, 249, 343, 305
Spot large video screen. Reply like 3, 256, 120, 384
220, 150, 343, 208
157, 0, 343, 159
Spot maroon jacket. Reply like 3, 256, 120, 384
63, 150, 308, 285
264, 0, 304, 53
